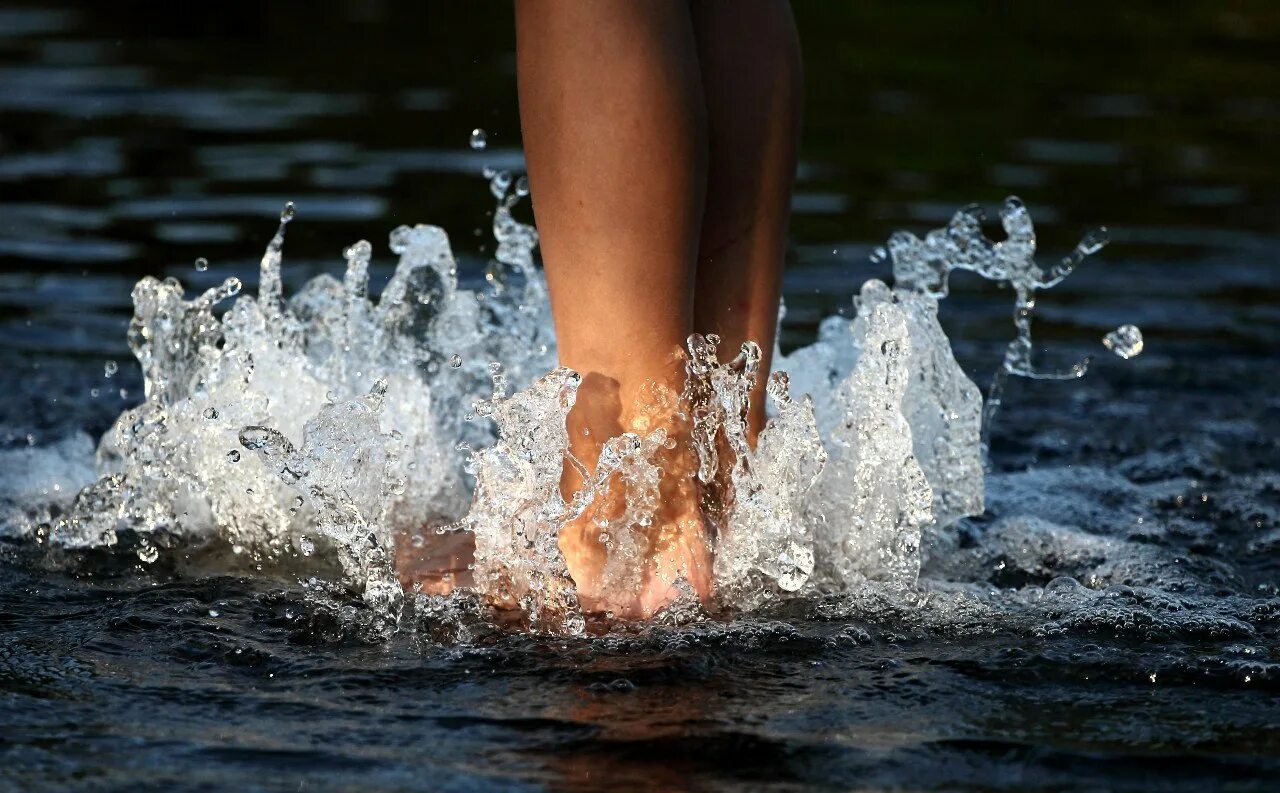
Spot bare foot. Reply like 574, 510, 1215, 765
558, 379, 713, 618
395, 526, 475, 595
636, 495, 713, 617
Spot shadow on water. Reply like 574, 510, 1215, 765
1, 2, 1278, 791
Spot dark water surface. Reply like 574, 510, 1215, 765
2, 2, 1278, 791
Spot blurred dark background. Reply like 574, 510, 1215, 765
0, 0, 1276, 362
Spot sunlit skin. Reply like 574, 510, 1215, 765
556, 378, 713, 617
401, 0, 802, 618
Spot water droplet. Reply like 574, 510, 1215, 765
104, 360, 118, 378
226, 450, 241, 463
469, 128, 488, 150
869, 246, 889, 264
298, 536, 315, 557
515, 175, 530, 196
449, 354, 463, 368
203, 407, 219, 420
280, 201, 296, 222
1102, 324, 1144, 359
1078, 226, 1110, 255
775, 542, 814, 591
388, 225, 411, 254
194, 257, 208, 272
562, 613, 586, 636
137, 543, 159, 564
208, 609, 220, 618
489, 170, 513, 200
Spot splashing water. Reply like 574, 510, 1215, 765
42, 179, 553, 616
7, 181, 1141, 632
886, 197, 1139, 453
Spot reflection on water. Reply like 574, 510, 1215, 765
0, 2, 1278, 791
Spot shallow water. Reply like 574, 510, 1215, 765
2, 3, 1279, 791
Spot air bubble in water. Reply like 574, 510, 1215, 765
226, 450, 241, 463
449, 354, 463, 368
1103, 324, 1144, 359
562, 613, 586, 636
202, 407, 219, 420
469, 128, 488, 150
194, 257, 208, 272
104, 360, 118, 378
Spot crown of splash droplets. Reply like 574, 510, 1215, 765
41, 177, 1138, 632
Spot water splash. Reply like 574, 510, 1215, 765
887, 196, 1138, 453
11, 184, 1146, 632
461, 366, 585, 632
43, 173, 551, 600
812, 298, 932, 588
